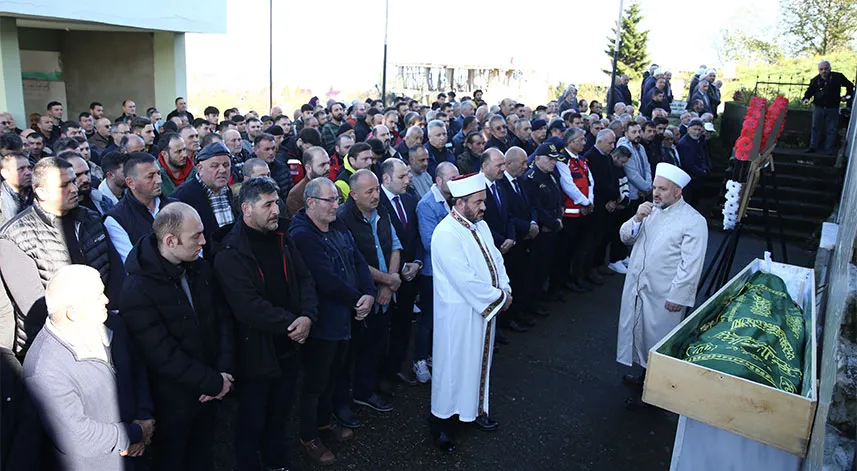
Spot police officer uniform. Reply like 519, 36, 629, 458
520, 142, 564, 302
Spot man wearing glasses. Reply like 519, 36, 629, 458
802, 60, 854, 154
485, 115, 509, 153
290, 177, 375, 465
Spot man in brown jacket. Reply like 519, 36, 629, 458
286, 147, 331, 217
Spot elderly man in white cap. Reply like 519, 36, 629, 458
616, 163, 708, 408
428, 172, 512, 453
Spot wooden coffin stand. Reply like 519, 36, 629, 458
643, 258, 817, 462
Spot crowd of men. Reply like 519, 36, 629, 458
0, 67, 727, 470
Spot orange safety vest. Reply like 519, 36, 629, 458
562, 155, 591, 218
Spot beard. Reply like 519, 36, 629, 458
77, 183, 91, 196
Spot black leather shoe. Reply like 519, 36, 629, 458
564, 281, 586, 293
544, 291, 565, 303
333, 408, 361, 429
396, 371, 418, 386
587, 271, 605, 285
516, 317, 536, 327
804, 147, 816, 153
495, 330, 510, 345
507, 320, 530, 332
474, 415, 499, 432
531, 307, 550, 318
353, 393, 393, 412
433, 432, 457, 453
622, 373, 645, 391
575, 280, 594, 292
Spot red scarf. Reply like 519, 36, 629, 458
158, 154, 194, 186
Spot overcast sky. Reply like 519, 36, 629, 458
186, 0, 780, 101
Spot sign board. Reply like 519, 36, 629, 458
670, 100, 687, 116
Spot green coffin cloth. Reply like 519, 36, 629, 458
679, 271, 805, 393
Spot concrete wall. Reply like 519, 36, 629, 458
60, 31, 156, 120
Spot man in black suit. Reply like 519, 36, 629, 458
378, 158, 424, 385
172, 142, 238, 259
480, 148, 521, 341
497, 147, 547, 325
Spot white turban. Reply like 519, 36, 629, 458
655, 163, 691, 189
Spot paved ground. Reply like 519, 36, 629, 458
209, 231, 815, 471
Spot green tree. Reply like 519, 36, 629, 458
717, 29, 784, 65
781, 0, 857, 55
603, 2, 650, 80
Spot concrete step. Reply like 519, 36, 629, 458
772, 147, 838, 166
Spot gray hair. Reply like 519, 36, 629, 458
460, 101, 475, 113
426, 120, 445, 133
405, 125, 424, 139
238, 176, 280, 206
304, 176, 337, 204
595, 129, 615, 144
425, 110, 438, 122
819, 60, 831, 68
488, 114, 506, 128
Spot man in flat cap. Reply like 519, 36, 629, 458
616, 163, 708, 408
173, 141, 237, 259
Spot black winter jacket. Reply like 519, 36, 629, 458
119, 233, 234, 407
0, 204, 125, 308
213, 219, 318, 377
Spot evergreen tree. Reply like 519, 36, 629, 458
603, 2, 650, 80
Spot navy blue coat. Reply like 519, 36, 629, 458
496, 176, 535, 242
380, 190, 423, 264
483, 180, 515, 248
288, 209, 375, 340
424, 143, 455, 179
677, 134, 708, 178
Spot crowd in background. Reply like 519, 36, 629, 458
0, 62, 723, 470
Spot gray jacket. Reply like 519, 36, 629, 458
23, 324, 142, 471
617, 137, 652, 200
0, 181, 33, 227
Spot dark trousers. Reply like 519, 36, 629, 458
151, 400, 219, 471
550, 219, 575, 292
235, 355, 300, 471
810, 106, 839, 151
501, 241, 530, 323
414, 275, 434, 361
334, 308, 392, 405
531, 230, 558, 297
383, 278, 420, 377
591, 212, 609, 268
299, 338, 348, 442
567, 215, 595, 283
606, 210, 629, 263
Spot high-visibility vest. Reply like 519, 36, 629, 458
562, 156, 591, 218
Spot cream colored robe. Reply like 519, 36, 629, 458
616, 198, 708, 368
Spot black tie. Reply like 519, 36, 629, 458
512, 178, 521, 194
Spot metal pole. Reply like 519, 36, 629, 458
268, 0, 273, 112
607, 0, 624, 113
381, 0, 389, 106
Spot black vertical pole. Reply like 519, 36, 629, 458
381, 0, 389, 106
268, 0, 273, 112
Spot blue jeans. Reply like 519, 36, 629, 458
810, 106, 839, 151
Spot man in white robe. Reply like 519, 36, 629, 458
429, 172, 512, 452
616, 163, 708, 408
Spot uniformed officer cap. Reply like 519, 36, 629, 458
534, 142, 561, 159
